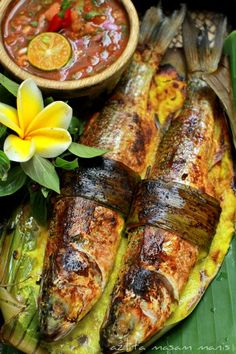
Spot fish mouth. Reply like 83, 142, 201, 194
40, 309, 75, 342
39, 247, 103, 341
100, 268, 174, 353
100, 293, 147, 353
39, 289, 82, 342
100, 307, 139, 353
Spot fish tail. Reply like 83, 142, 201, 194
183, 13, 227, 75
139, 3, 186, 55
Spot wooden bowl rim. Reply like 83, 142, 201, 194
0, 0, 139, 91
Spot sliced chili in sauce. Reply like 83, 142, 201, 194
2, 0, 129, 81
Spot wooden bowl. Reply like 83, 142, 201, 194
0, 0, 139, 98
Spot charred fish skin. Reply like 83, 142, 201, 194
151, 13, 227, 188
151, 81, 217, 188
100, 226, 198, 352
39, 4, 186, 342
40, 196, 124, 341
80, 4, 186, 177
100, 15, 227, 353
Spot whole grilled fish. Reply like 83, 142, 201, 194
100, 15, 226, 352
39, 4, 186, 341
80, 5, 186, 178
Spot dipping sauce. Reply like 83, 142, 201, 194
2, 0, 129, 81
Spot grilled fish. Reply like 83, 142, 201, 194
80, 5, 186, 178
39, 4, 186, 341
100, 15, 226, 352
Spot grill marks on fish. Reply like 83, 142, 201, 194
151, 83, 216, 191
80, 61, 159, 177
101, 226, 198, 350
101, 279, 172, 351
80, 5, 186, 177
40, 197, 124, 341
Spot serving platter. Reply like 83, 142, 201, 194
0, 0, 236, 353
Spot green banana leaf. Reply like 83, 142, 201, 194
1, 345, 23, 354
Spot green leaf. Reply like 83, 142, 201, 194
41, 186, 50, 198
44, 96, 54, 106
59, 0, 73, 17
30, 21, 38, 27
0, 85, 16, 106
224, 31, 236, 106
0, 166, 26, 196
84, 10, 100, 20
68, 116, 85, 140
0, 73, 19, 97
2, 344, 23, 354
0, 124, 7, 138
55, 156, 79, 170
29, 188, 48, 225
68, 142, 108, 158
21, 155, 60, 193
0, 150, 10, 181
146, 236, 236, 354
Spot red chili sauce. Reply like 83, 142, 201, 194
2, 0, 129, 80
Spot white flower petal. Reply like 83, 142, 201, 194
17, 79, 44, 133
4, 134, 35, 162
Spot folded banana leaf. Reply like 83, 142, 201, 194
0, 206, 48, 354
1, 345, 22, 354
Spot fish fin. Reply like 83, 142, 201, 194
203, 57, 236, 150
182, 14, 201, 73
183, 14, 227, 75
139, 5, 163, 46
211, 15, 228, 72
139, 3, 186, 54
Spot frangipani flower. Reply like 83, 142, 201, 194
0, 79, 72, 162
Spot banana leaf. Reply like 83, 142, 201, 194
0, 206, 48, 354
1, 345, 23, 354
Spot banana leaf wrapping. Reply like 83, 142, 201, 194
58, 157, 140, 218
127, 180, 221, 248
